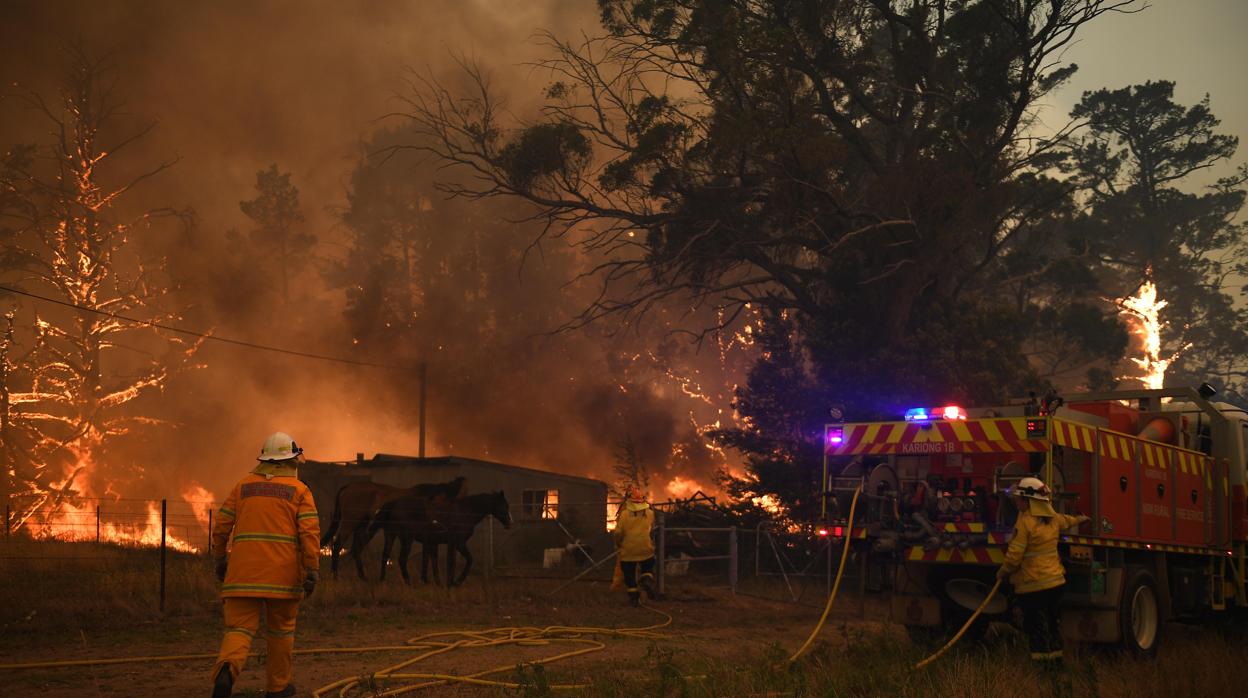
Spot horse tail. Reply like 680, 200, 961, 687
320, 485, 346, 547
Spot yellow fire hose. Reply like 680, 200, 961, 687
912, 578, 1002, 670
0, 608, 673, 696
0, 645, 424, 671
315, 608, 673, 696
788, 485, 861, 663
784, 483, 1002, 671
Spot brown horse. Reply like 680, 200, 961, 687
371, 491, 512, 586
321, 476, 465, 579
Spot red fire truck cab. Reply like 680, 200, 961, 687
823, 386, 1248, 655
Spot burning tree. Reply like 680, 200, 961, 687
0, 47, 200, 531
395, 1, 1142, 513
1062, 81, 1248, 394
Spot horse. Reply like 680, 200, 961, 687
320, 475, 465, 579
371, 490, 512, 586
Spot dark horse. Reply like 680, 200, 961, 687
320, 476, 465, 579
371, 490, 512, 586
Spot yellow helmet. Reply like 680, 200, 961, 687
258, 432, 303, 461
1009, 476, 1051, 501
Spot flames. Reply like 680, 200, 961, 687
1118, 277, 1189, 390
665, 475, 703, 500
183, 484, 215, 530
19, 470, 213, 553
751, 494, 781, 515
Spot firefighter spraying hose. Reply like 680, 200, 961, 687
996, 477, 1088, 667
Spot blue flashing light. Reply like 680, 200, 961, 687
826, 426, 845, 444
904, 407, 930, 421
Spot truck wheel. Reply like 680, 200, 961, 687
1119, 569, 1161, 657
905, 608, 988, 649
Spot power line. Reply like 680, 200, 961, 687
0, 284, 416, 371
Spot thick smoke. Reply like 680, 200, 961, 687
0, 1, 749, 504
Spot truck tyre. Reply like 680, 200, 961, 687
905, 604, 988, 649
1119, 568, 1161, 657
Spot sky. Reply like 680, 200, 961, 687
0, 0, 1244, 505
1043, 0, 1248, 185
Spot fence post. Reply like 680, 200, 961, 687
95, 505, 100, 543
754, 523, 761, 577
207, 508, 213, 557
656, 512, 666, 597
160, 499, 167, 612
728, 526, 738, 595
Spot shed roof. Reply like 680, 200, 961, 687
308, 454, 606, 489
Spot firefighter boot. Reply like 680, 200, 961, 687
211, 665, 234, 698
265, 684, 296, 698
639, 573, 658, 601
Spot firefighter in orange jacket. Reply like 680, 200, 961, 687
211, 432, 320, 698
996, 477, 1089, 667
613, 486, 657, 607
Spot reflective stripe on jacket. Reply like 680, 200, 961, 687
613, 502, 655, 562
212, 465, 320, 599
1002, 510, 1082, 594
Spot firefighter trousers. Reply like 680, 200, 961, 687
621, 557, 656, 603
212, 597, 300, 693
1016, 584, 1065, 663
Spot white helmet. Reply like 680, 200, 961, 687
258, 432, 303, 461
1009, 476, 1051, 501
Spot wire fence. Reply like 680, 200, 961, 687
2, 494, 856, 613
2, 494, 216, 612
4, 495, 214, 553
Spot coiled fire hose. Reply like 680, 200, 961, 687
912, 578, 1002, 670
313, 607, 673, 696
788, 485, 861, 663
0, 608, 673, 695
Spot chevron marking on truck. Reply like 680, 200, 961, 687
1053, 419, 1096, 452
905, 546, 1006, 564
829, 418, 1047, 456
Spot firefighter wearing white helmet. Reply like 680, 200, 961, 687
997, 476, 1089, 668
210, 432, 320, 698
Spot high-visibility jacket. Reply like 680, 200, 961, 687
1001, 510, 1082, 594
212, 463, 320, 599
613, 501, 655, 562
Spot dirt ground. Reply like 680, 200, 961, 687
0, 576, 878, 697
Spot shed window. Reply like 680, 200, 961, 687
522, 489, 559, 520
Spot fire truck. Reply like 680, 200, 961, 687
822, 386, 1248, 655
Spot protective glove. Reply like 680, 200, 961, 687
303, 570, 319, 596
214, 556, 228, 582
995, 566, 1010, 582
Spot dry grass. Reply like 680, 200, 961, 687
0, 536, 639, 649
579, 629, 1248, 698
0, 538, 219, 633
579, 621, 1248, 698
